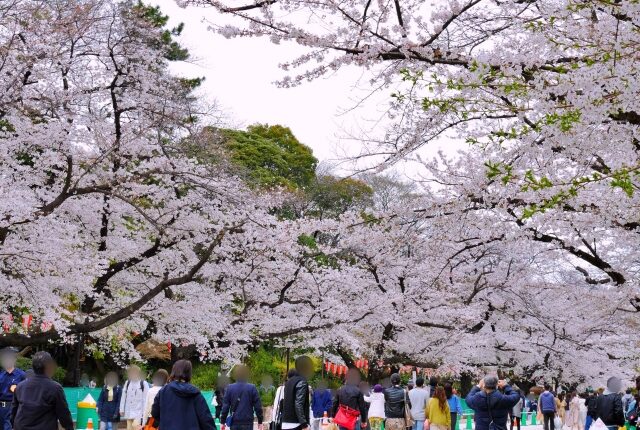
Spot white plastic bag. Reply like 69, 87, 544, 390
554, 416, 563, 430
590, 418, 609, 430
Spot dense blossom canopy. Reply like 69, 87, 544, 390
2, 0, 639, 385
182, 0, 640, 383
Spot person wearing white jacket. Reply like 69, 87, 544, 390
364, 385, 386, 430
143, 369, 169, 426
119, 365, 150, 430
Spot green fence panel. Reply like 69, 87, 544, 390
64, 387, 216, 422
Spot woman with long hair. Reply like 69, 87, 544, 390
151, 360, 216, 430
444, 384, 462, 430
425, 386, 451, 430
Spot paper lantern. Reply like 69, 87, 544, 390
21, 314, 32, 331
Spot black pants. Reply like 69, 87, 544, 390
451, 413, 458, 430
510, 416, 521, 430
543, 412, 555, 430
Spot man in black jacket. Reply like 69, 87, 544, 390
596, 377, 625, 430
10, 352, 73, 430
384, 374, 409, 430
332, 369, 368, 430
282, 356, 314, 430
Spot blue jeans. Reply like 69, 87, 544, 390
413, 420, 425, 430
0, 405, 11, 430
585, 416, 593, 430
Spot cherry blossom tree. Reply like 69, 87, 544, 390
0, 0, 322, 364
183, 0, 640, 382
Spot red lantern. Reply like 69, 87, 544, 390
330, 363, 337, 375
21, 314, 32, 331
167, 342, 172, 353
40, 321, 53, 332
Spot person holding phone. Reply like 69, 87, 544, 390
465, 376, 521, 430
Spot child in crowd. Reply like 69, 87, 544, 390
97, 372, 122, 430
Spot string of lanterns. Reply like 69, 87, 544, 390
324, 359, 369, 376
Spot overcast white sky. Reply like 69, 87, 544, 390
151, 0, 390, 165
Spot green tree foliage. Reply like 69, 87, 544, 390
132, 1, 190, 61
218, 125, 318, 190
307, 175, 373, 218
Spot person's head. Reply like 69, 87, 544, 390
287, 369, 297, 380
390, 373, 401, 386
294, 356, 314, 379
0, 347, 18, 371
558, 393, 565, 401
170, 359, 192, 383
444, 382, 453, 399
429, 376, 439, 387
544, 384, 552, 392
233, 364, 250, 382
607, 377, 622, 393
126, 364, 142, 382
407, 382, 414, 391
152, 369, 169, 387
416, 377, 425, 388
483, 375, 498, 392
105, 371, 119, 387
626, 389, 632, 395
32, 351, 56, 378
373, 384, 383, 393
345, 368, 361, 386
434, 386, 447, 411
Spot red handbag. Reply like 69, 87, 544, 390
333, 405, 360, 430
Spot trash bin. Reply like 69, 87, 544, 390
77, 393, 99, 430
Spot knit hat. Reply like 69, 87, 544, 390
374, 384, 383, 393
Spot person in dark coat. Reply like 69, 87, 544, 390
97, 371, 122, 429
465, 376, 521, 430
281, 356, 314, 430
151, 359, 216, 430
221, 364, 264, 430
10, 351, 73, 430
332, 369, 368, 430
595, 377, 625, 430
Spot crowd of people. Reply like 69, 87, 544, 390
0, 347, 638, 430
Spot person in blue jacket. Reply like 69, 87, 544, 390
97, 372, 122, 430
0, 347, 26, 430
445, 383, 463, 430
221, 365, 264, 430
312, 379, 334, 430
466, 376, 521, 430
151, 360, 216, 430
